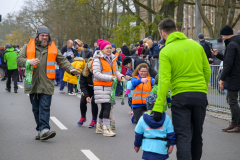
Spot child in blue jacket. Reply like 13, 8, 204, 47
134, 101, 176, 159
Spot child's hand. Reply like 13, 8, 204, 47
168, 145, 174, 154
86, 97, 91, 103
134, 146, 139, 153
141, 78, 148, 83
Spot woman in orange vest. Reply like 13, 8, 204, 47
93, 39, 125, 137
131, 63, 155, 123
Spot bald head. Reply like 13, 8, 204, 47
67, 40, 73, 49
122, 43, 126, 46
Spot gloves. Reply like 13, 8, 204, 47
152, 111, 162, 122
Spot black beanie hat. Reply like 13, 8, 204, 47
123, 57, 132, 66
83, 44, 88, 48
220, 25, 233, 35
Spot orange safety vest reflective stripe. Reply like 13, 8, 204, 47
26, 39, 58, 79
93, 58, 117, 87
132, 76, 151, 105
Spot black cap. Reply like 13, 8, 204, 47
5, 43, 12, 49
198, 33, 204, 39
220, 25, 233, 35
123, 57, 132, 66
83, 44, 88, 48
217, 38, 223, 43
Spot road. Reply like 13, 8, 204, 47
0, 81, 240, 160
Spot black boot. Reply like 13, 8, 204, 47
14, 88, 17, 93
5, 88, 10, 92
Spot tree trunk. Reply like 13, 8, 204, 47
134, 0, 140, 26
195, 0, 202, 40
177, 0, 184, 31
196, 0, 214, 38
147, 0, 152, 36
214, 0, 222, 39
221, 0, 230, 28
228, 0, 236, 26
113, 0, 118, 26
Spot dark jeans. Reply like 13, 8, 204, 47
30, 94, 52, 131
59, 68, 66, 91
171, 92, 208, 160
227, 90, 240, 125
68, 83, 73, 93
99, 103, 111, 119
6, 69, 18, 89
80, 94, 98, 118
133, 106, 147, 123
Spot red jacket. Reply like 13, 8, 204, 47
120, 53, 127, 76
137, 45, 143, 56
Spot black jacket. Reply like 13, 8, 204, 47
80, 70, 94, 98
141, 47, 150, 57
153, 46, 165, 59
121, 46, 130, 56
0, 50, 7, 68
133, 58, 157, 78
217, 36, 240, 90
61, 46, 75, 60
80, 49, 92, 59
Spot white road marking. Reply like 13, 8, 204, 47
81, 150, 100, 160
18, 85, 24, 88
50, 116, 68, 130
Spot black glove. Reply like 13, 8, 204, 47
152, 111, 162, 122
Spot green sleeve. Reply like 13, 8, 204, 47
4, 53, 7, 63
202, 48, 211, 88
17, 44, 27, 67
56, 49, 74, 74
152, 52, 171, 113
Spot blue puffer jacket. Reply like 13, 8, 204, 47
149, 42, 160, 58
134, 112, 176, 160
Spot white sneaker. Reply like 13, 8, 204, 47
96, 123, 103, 134
102, 125, 116, 137
59, 91, 65, 94
69, 92, 76, 96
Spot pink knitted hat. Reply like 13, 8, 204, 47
98, 39, 111, 50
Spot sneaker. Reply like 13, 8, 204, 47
40, 131, 56, 140
110, 124, 115, 130
128, 110, 133, 115
96, 123, 103, 134
5, 88, 10, 92
77, 117, 87, 126
69, 92, 76, 96
14, 89, 17, 93
131, 114, 135, 124
88, 120, 97, 128
1, 77, 6, 81
59, 91, 65, 94
102, 125, 116, 137
35, 132, 40, 140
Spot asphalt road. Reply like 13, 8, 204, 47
0, 81, 240, 160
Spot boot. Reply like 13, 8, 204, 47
102, 125, 116, 137
227, 125, 240, 133
96, 123, 103, 134
222, 123, 236, 132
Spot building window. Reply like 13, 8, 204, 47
174, 8, 177, 23
183, 5, 186, 28
188, 5, 191, 27
194, 4, 195, 27
211, 7, 213, 24
204, 0, 207, 17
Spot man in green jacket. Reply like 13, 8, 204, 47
17, 26, 80, 141
152, 19, 211, 160
4, 43, 19, 93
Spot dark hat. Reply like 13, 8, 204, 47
36, 26, 52, 44
148, 36, 153, 40
217, 38, 223, 43
83, 44, 88, 48
220, 25, 233, 35
198, 33, 204, 39
139, 40, 143, 46
111, 43, 116, 48
158, 40, 165, 45
123, 57, 132, 66
154, 74, 158, 85
5, 43, 12, 49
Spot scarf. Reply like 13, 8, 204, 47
103, 54, 112, 67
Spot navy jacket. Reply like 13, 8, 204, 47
149, 42, 160, 59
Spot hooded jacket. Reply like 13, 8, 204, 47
121, 45, 130, 56
153, 32, 211, 113
0, 49, 7, 68
92, 50, 123, 104
63, 57, 85, 84
4, 47, 18, 70
134, 112, 176, 159
216, 35, 240, 90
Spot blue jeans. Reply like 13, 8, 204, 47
59, 68, 66, 91
30, 94, 52, 131
68, 83, 73, 92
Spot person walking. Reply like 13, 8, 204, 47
153, 18, 211, 160
80, 44, 92, 60
93, 39, 125, 137
4, 43, 19, 93
0, 46, 7, 81
212, 25, 240, 133
17, 26, 80, 140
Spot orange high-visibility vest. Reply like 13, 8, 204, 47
26, 39, 58, 79
132, 76, 151, 105
93, 58, 117, 87
115, 52, 119, 61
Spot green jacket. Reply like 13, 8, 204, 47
17, 43, 74, 95
153, 32, 211, 113
4, 47, 18, 70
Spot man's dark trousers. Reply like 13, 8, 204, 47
227, 90, 240, 125
30, 94, 52, 131
6, 69, 18, 89
171, 92, 208, 160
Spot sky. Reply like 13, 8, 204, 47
1, 0, 25, 19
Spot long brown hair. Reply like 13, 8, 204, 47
132, 63, 150, 77
83, 57, 93, 77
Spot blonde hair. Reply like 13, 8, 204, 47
83, 57, 93, 77
116, 48, 122, 53
132, 63, 150, 77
